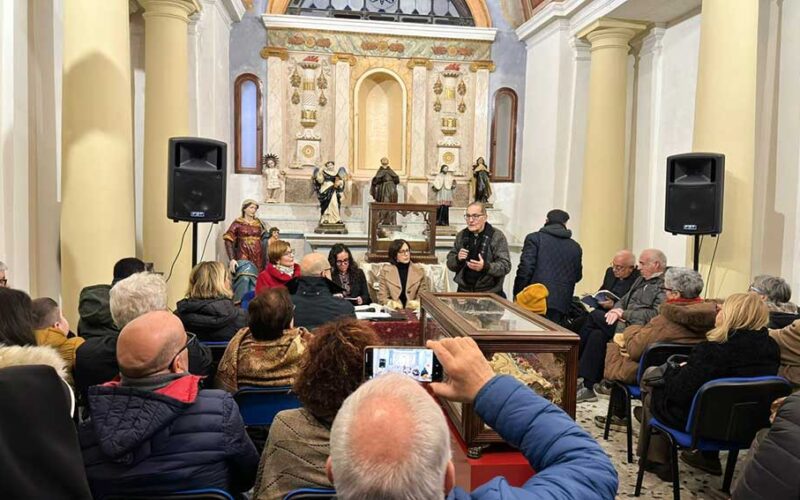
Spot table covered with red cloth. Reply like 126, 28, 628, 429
368, 309, 422, 346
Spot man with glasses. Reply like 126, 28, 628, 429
79, 311, 259, 498
288, 252, 355, 330
0, 260, 8, 287
446, 202, 511, 297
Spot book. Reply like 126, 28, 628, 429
580, 290, 621, 310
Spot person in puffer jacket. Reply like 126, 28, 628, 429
79, 311, 259, 499
326, 336, 618, 500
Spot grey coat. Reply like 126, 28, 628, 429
613, 274, 666, 332
447, 223, 511, 295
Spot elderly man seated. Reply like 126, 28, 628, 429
79, 311, 259, 498
325, 337, 618, 499
288, 252, 355, 330
576, 249, 667, 403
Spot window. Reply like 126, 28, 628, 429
234, 73, 263, 174
287, 0, 475, 26
490, 88, 517, 182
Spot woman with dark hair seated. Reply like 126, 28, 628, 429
252, 318, 379, 500
377, 239, 428, 310
215, 287, 307, 393
175, 261, 247, 342
255, 240, 301, 294
328, 243, 371, 305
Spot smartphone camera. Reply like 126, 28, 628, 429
364, 346, 444, 383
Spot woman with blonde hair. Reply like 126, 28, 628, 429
255, 240, 301, 294
175, 261, 247, 342
637, 292, 781, 479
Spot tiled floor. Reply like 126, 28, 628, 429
577, 397, 742, 499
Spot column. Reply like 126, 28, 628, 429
406, 58, 431, 203
333, 53, 355, 169
470, 61, 493, 163
262, 47, 288, 164
140, 0, 200, 306
61, 0, 136, 323
692, 0, 759, 296
577, 18, 647, 288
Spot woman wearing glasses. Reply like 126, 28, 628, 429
377, 239, 428, 310
328, 244, 371, 305
255, 240, 301, 294
176, 261, 247, 342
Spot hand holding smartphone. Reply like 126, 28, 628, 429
364, 346, 444, 383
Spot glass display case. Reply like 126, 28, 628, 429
420, 291, 579, 456
366, 202, 438, 263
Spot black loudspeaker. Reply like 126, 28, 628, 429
664, 153, 724, 235
167, 137, 227, 222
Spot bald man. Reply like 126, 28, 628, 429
78, 311, 259, 499
595, 250, 640, 310
287, 252, 355, 330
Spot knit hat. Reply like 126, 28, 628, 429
546, 209, 569, 225
516, 283, 549, 315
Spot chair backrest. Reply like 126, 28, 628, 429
106, 488, 234, 500
203, 341, 230, 365
234, 385, 302, 426
686, 376, 791, 447
635, 342, 696, 384
283, 487, 337, 499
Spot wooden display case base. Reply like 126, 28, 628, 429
314, 222, 348, 234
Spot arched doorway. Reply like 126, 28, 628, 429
353, 68, 407, 177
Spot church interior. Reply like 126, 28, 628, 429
2, 0, 800, 499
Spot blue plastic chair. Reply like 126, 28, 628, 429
603, 342, 695, 463
106, 487, 235, 499
234, 385, 302, 427
283, 487, 337, 499
634, 375, 792, 500
200, 341, 230, 388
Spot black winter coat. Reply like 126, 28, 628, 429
447, 222, 512, 295
287, 276, 356, 331
331, 268, 372, 305
513, 224, 582, 313
175, 297, 248, 342
599, 266, 640, 300
732, 392, 800, 499
79, 375, 259, 499
652, 329, 780, 430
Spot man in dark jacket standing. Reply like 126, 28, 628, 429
513, 209, 582, 323
446, 202, 511, 297
79, 311, 259, 498
289, 252, 355, 330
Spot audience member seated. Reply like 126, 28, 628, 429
576, 249, 667, 402
750, 274, 800, 328
732, 392, 800, 499
329, 243, 371, 306
255, 240, 301, 294
32, 297, 84, 384
0, 260, 8, 287
0, 288, 68, 381
74, 272, 211, 400
638, 292, 780, 480
288, 253, 355, 331
377, 239, 429, 310
215, 287, 306, 393
769, 317, 800, 387
79, 311, 259, 498
253, 318, 380, 500
0, 365, 92, 500
175, 261, 247, 342
325, 337, 618, 499
595, 267, 716, 428
77, 257, 145, 339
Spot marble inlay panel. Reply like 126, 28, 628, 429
266, 56, 285, 161
334, 61, 351, 168
472, 68, 490, 161
410, 65, 429, 179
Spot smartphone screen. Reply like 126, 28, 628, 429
364, 346, 443, 383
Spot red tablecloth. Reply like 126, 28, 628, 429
368, 310, 422, 346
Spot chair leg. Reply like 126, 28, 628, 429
603, 386, 614, 440
721, 449, 739, 494
634, 422, 652, 496
626, 395, 634, 464
667, 436, 680, 500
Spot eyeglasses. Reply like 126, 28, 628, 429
283, 249, 295, 256
335, 259, 349, 265
748, 285, 764, 294
611, 264, 633, 271
397, 248, 411, 255
464, 213, 485, 220
169, 332, 197, 369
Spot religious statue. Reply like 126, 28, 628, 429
312, 161, 347, 227
370, 157, 400, 226
223, 199, 267, 300
261, 153, 285, 203
432, 164, 456, 226
471, 157, 493, 205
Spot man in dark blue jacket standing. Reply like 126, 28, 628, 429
513, 209, 583, 323
79, 311, 259, 499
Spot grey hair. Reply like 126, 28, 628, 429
466, 201, 486, 215
751, 275, 792, 303
109, 272, 168, 328
0, 261, 7, 272
643, 248, 667, 269
330, 373, 451, 500
665, 267, 704, 299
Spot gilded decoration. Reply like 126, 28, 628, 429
260, 46, 289, 60
267, 29, 491, 62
